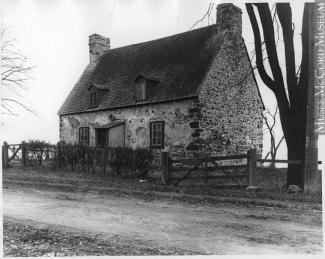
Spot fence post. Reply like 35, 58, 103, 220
21, 141, 27, 167
2, 141, 9, 169
102, 147, 106, 175
161, 151, 169, 185
247, 148, 256, 186
57, 142, 62, 168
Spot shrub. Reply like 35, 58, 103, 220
107, 147, 153, 178
22, 141, 154, 178
133, 148, 153, 178
108, 147, 134, 176
58, 143, 96, 172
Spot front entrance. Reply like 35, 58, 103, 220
96, 122, 125, 147
96, 129, 109, 147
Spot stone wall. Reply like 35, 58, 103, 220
59, 99, 196, 160
197, 32, 264, 157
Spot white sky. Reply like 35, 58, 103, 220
0, 0, 324, 162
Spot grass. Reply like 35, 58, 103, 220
3, 165, 322, 210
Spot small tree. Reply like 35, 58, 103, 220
263, 105, 284, 168
1, 25, 36, 116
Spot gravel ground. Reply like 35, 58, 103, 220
2, 167, 323, 256
3, 218, 191, 257
4, 188, 322, 255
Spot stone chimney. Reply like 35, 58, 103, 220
216, 3, 242, 36
89, 34, 110, 63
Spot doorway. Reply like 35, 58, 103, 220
96, 129, 109, 147
96, 122, 125, 147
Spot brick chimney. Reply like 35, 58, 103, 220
89, 34, 110, 63
216, 3, 242, 36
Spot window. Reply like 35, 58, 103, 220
79, 127, 89, 145
89, 89, 97, 107
136, 77, 147, 101
150, 121, 164, 148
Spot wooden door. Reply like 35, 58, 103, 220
108, 124, 125, 147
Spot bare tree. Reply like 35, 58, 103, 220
246, 3, 313, 188
1, 26, 36, 116
263, 106, 285, 168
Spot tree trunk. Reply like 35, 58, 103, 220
287, 143, 305, 187
285, 113, 307, 188
245, 3, 313, 189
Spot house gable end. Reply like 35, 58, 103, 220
197, 32, 264, 155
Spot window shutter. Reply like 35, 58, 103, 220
89, 89, 98, 107
141, 80, 146, 100
93, 91, 97, 106
136, 83, 141, 101
136, 77, 147, 101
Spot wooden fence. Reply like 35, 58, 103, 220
2, 141, 121, 170
2, 141, 153, 178
2, 141, 23, 168
2, 141, 57, 168
2, 141, 322, 189
160, 149, 322, 188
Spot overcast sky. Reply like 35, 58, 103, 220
0, 0, 324, 161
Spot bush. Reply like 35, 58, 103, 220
22, 141, 154, 178
133, 148, 154, 178
108, 147, 153, 178
108, 147, 134, 176
58, 143, 97, 172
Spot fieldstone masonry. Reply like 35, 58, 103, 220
89, 34, 110, 63
197, 32, 263, 157
60, 99, 196, 161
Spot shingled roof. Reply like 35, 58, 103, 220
58, 25, 226, 115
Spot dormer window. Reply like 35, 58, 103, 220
136, 76, 147, 101
88, 83, 110, 108
135, 75, 159, 102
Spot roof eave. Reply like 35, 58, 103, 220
58, 95, 198, 116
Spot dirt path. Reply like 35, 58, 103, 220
3, 188, 322, 255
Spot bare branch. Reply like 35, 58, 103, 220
264, 151, 271, 160
275, 136, 285, 153
1, 103, 18, 116
189, 3, 214, 30
2, 98, 37, 115
1, 25, 36, 116
262, 105, 284, 165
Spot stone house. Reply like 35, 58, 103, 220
58, 3, 264, 159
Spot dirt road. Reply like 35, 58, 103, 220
3, 188, 322, 254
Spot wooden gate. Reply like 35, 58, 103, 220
2, 142, 23, 168
161, 151, 251, 188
